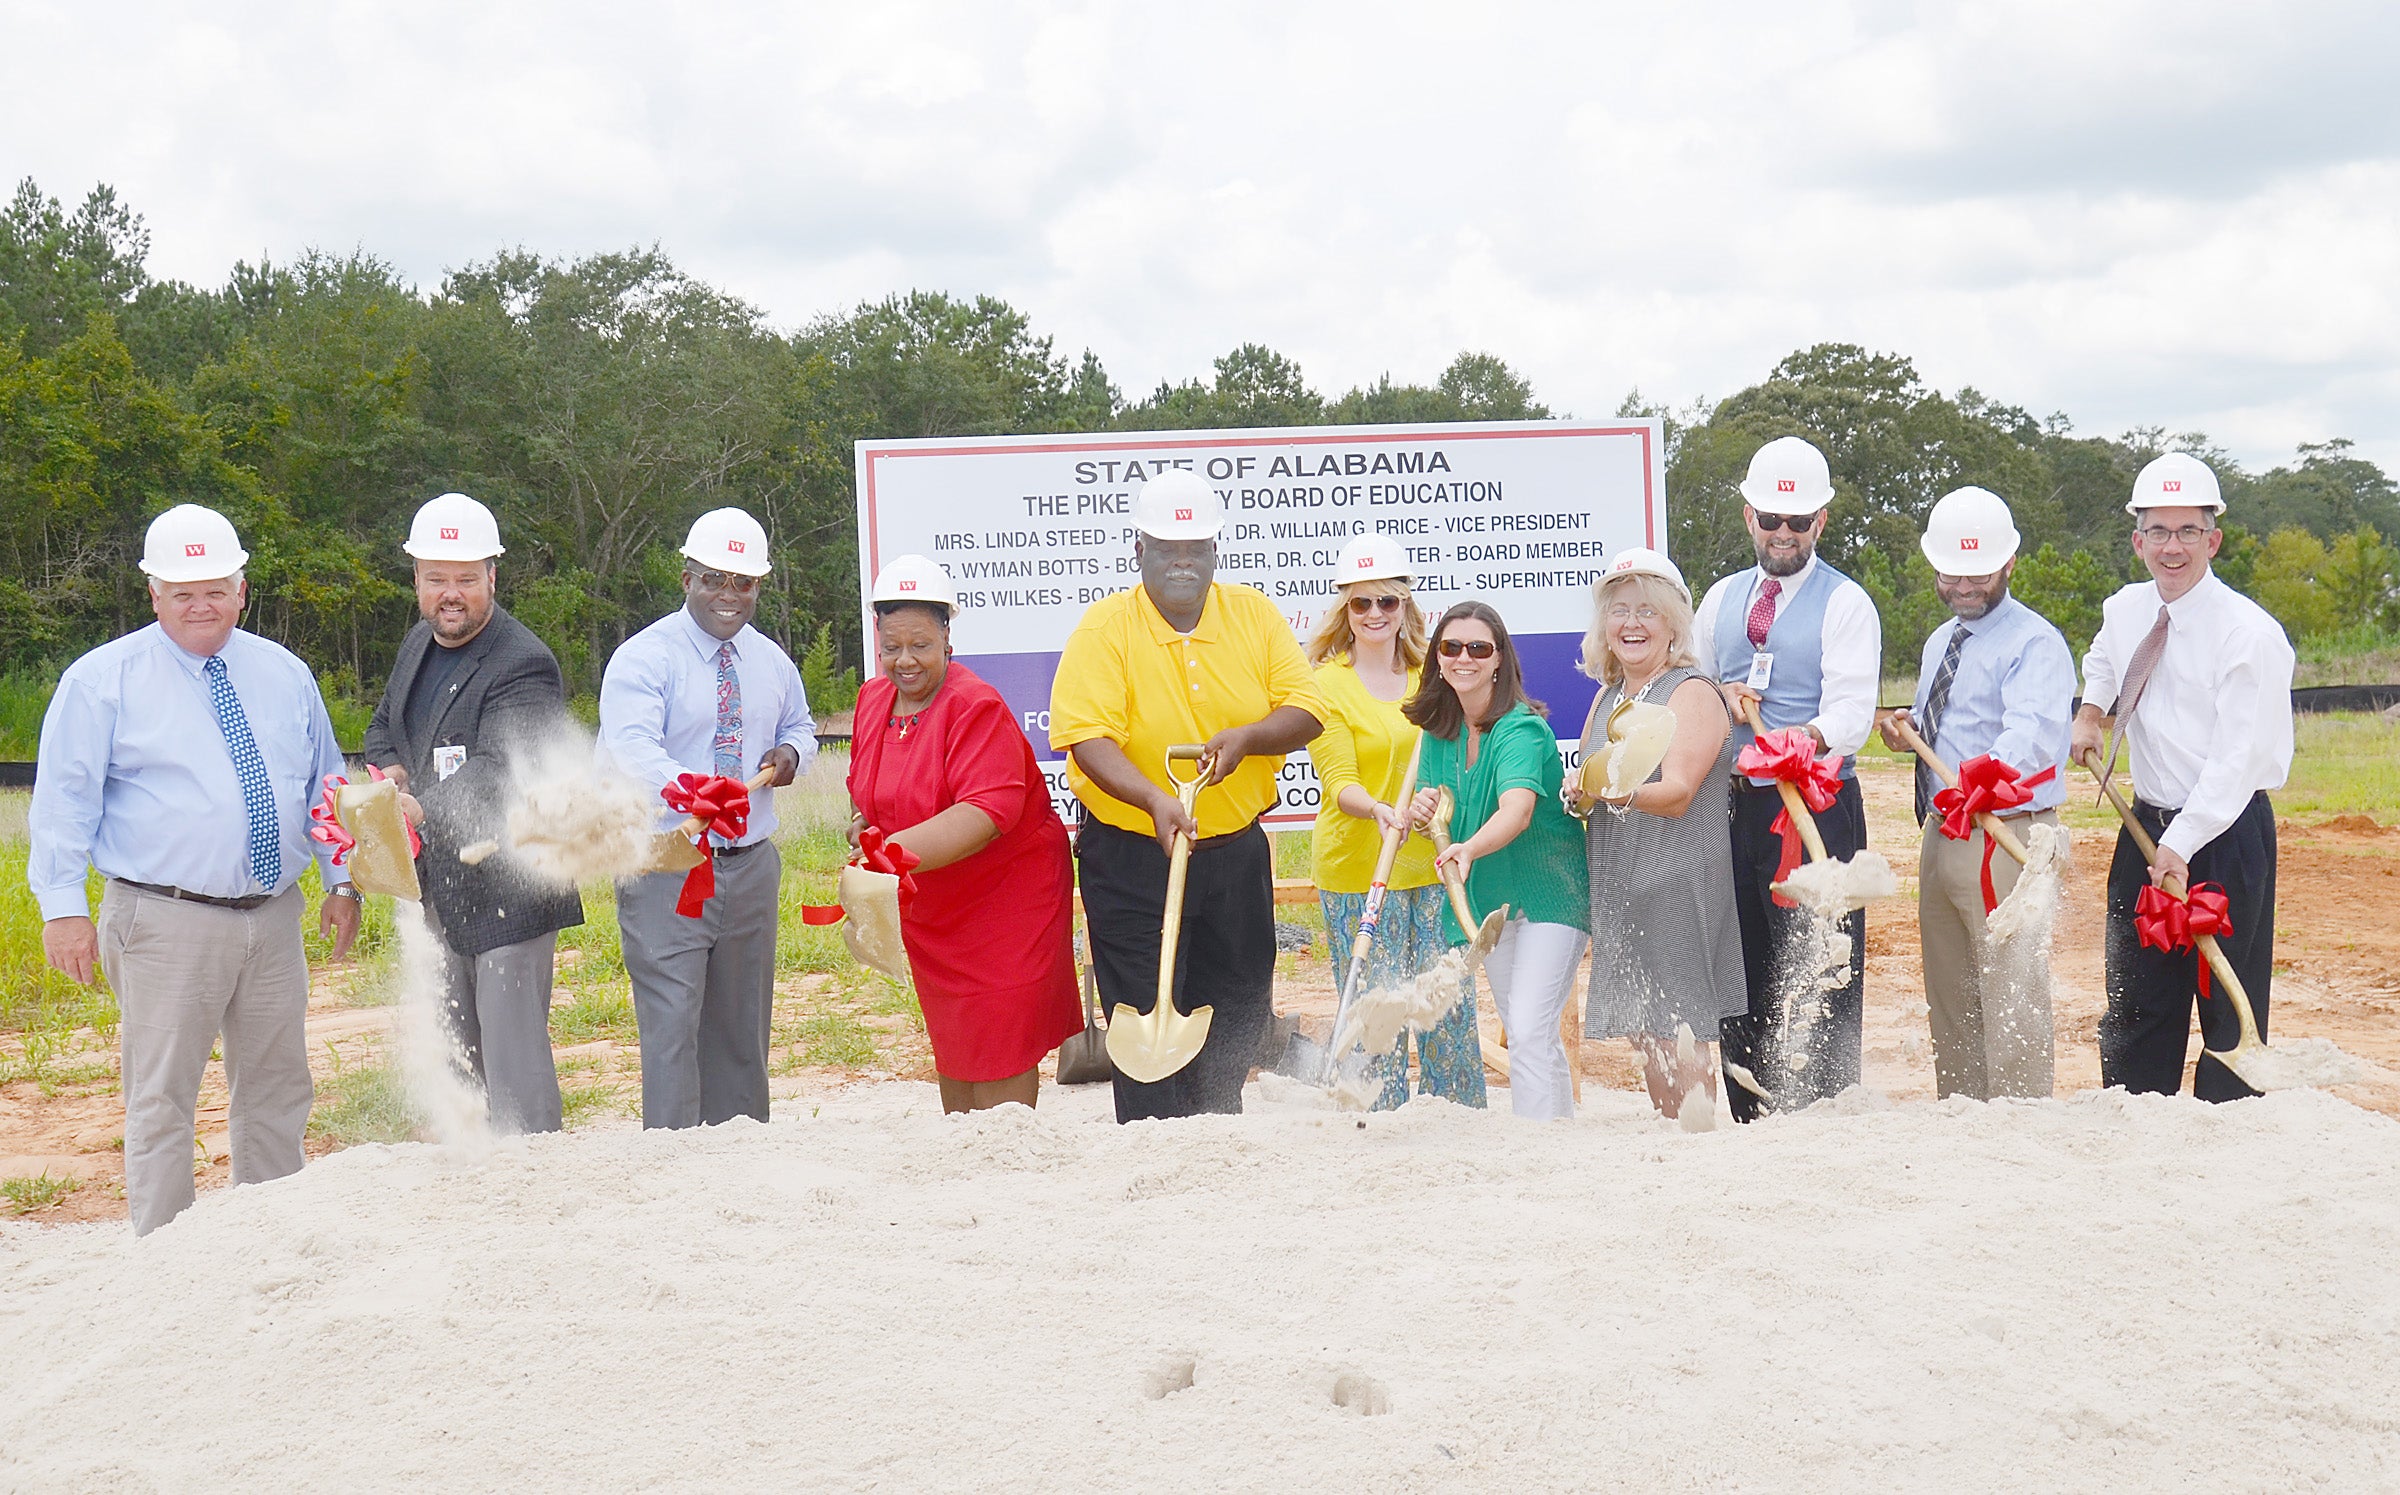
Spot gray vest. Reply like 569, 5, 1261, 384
1712, 560, 1857, 783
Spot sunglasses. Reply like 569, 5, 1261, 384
1346, 594, 1404, 615
692, 569, 761, 596
1436, 638, 1496, 659
1753, 511, 1819, 533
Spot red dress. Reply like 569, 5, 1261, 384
848, 665, 1081, 1081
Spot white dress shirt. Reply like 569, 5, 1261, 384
30, 625, 349, 919
1692, 552, 1883, 758
2080, 571, 2294, 864
598, 609, 818, 845
1910, 595, 2076, 814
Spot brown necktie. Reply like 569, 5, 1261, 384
2097, 604, 2170, 799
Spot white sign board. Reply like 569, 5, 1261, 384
855, 420, 1666, 826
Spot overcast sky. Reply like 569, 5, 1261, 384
10, 0, 2398, 477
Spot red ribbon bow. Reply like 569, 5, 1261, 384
1933, 756, 2058, 912
1735, 727, 1845, 907
307, 764, 422, 866
2134, 882, 2234, 998
661, 773, 754, 918
799, 827, 923, 926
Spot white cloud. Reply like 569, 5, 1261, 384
6, 0, 2396, 478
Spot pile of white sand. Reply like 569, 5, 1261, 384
5, 1082, 2397, 1488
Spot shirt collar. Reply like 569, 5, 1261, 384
676, 607, 746, 660
2159, 570, 2222, 619
1138, 583, 1221, 645
1754, 552, 1817, 595
156, 624, 234, 679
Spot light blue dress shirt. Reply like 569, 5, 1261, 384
597, 608, 818, 845
1910, 594, 2075, 814
30, 625, 351, 919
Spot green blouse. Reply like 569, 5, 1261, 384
1415, 702, 1591, 939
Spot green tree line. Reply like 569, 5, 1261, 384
4, 178, 2395, 739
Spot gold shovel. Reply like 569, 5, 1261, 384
2081, 754, 2281, 1092
1736, 698, 1895, 909
332, 774, 421, 901
1888, 715, 2065, 939
1104, 745, 1217, 1085
645, 765, 781, 874
1426, 786, 1512, 1078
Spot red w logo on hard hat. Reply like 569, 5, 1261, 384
898, 580, 917, 591
1777, 479, 1796, 492
1960, 537, 1980, 551
1174, 508, 1194, 522
727, 539, 746, 552
440, 527, 460, 540
2162, 480, 2182, 492
1356, 557, 1373, 568
184, 543, 206, 557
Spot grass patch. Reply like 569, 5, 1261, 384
2276, 712, 2400, 824
308, 1047, 417, 1146
2, 1171, 80, 1215
560, 1080, 627, 1127
551, 984, 638, 1046
774, 1010, 879, 1071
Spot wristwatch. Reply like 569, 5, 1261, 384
327, 884, 364, 903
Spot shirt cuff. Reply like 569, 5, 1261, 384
37, 885, 92, 921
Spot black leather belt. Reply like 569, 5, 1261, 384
711, 840, 764, 859
117, 879, 277, 912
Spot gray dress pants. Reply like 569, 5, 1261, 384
423, 908, 563, 1134
617, 841, 779, 1129
97, 881, 312, 1236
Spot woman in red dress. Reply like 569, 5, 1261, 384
847, 557, 1081, 1112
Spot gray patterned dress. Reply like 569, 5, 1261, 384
1581, 666, 1749, 1041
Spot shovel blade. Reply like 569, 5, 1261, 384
1105, 997, 1214, 1084
648, 831, 706, 873
334, 779, 421, 902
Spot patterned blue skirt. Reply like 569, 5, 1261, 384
1318, 884, 1488, 1110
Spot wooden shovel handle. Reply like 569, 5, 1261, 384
670, 764, 780, 840
1888, 715, 2035, 868
1737, 697, 1831, 863
2084, 763, 2258, 1035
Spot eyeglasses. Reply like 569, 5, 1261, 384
1436, 638, 1496, 659
1754, 512, 1818, 533
2139, 524, 2212, 547
692, 570, 760, 596
1346, 594, 1404, 615
1604, 604, 1664, 623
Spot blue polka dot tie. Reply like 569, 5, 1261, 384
204, 654, 281, 889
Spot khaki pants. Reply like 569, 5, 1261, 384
98, 881, 312, 1235
1918, 810, 2057, 1100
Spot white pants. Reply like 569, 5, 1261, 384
1483, 917, 1590, 1120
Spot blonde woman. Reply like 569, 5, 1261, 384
1304, 534, 1485, 1108
1566, 548, 1746, 1123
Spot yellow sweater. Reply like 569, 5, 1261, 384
1306, 657, 1438, 894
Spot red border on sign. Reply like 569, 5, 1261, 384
860, 423, 1659, 580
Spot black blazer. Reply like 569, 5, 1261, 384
362, 606, 584, 957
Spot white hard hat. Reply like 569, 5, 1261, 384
139, 504, 250, 584
1132, 469, 1224, 540
403, 492, 505, 562
1920, 487, 2022, 575
681, 507, 772, 577
871, 554, 957, 612
1738, 436, 1836, 516
1596, 546, 1690, 605
1333, 532, 1411, 585
2125, 452, 2225, 516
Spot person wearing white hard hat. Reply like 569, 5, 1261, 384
600, 507, 816, 1129
1300, 532, 1484, 1109
1690, 435, 1883, 1121
844, 556, 1079, 1113
361, 492, 585, 1133
29, 504, 360, 1234
1049, 467, 1325, 1122
2068, 453, 2294, 1101
1875, 487, 2073, 1100
1565, 547, 1746, 1124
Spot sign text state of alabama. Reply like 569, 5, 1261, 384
855, 419, 1667, 826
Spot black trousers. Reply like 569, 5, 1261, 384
2100, 792, 2276, 1101
1077, 817, 1276, 1123
1720, 777, 1868, 1123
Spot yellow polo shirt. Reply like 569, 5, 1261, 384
1306, 658, 1438, 894
1049, 582, 1324, 838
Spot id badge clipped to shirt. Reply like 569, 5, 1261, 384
435, 744, 467, 781
1747, 652, 1774, 692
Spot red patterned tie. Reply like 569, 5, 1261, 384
2097, 604, 2170, 799
1745, 576, 1782, 649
